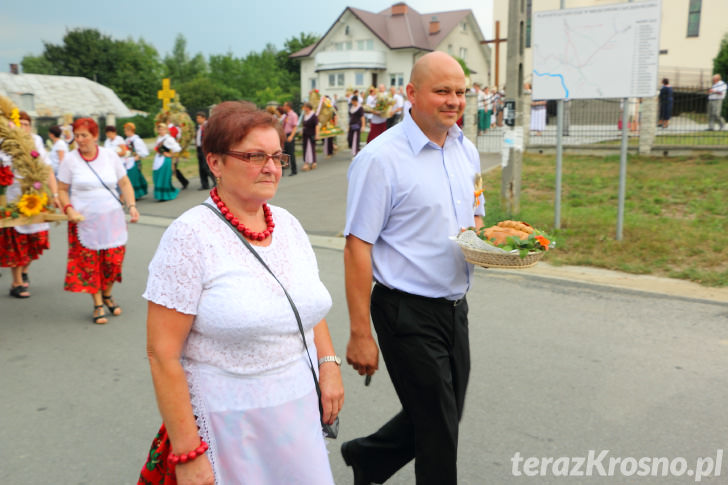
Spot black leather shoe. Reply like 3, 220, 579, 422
341, 441, 372, 485
289, 172, 297, 176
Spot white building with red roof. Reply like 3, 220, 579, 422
290, 3, 491, 99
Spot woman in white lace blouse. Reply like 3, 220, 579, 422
140, 101, 344, 485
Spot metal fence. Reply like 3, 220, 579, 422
476, 83, 728, 153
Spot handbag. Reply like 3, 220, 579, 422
201, 202, 339, 439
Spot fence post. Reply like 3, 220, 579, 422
639, 95, 657, 155
463, 92, 478, 146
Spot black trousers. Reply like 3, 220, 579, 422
351, 284, 470, 484
197, 147, 213, 188
283, 137, 297, 174
173, 158, 188, 188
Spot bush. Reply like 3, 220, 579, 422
117, 114, 156, 138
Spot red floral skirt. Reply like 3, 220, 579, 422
64, 222, 125, 294
0, 228, 50, 267
138, 423, 177, 485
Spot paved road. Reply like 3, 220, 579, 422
2, 148, 727, 484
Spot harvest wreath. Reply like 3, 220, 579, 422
0, 96, 69, 228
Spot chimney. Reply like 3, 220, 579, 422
392, 3, 407, 16
10, 64, 19, 75
429, 16, 440, 35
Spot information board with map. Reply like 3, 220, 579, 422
532, 0, 661, 100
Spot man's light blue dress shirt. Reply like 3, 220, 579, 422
344, 109, 485, 300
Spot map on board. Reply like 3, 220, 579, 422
531, 0, 661, 100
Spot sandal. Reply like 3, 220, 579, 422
102, 295, 122, 316
93, 305, 108, 324
10, 285, 30, 298
22, 273, 29, 286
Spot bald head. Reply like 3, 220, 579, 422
410, 52, 464, 88
406, 51, 467, 145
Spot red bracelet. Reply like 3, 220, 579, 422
62, 204, 73, 214
167, 440, 209, 466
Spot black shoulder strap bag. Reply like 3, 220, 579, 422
201, 202, 339, 439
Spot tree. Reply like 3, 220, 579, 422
276, 33, 320, 101
176, 77, 241, 112
19, 28, 164, 111
111, 38, 164, 111
163, 34, 208, 83
20, 55, 53, 74
713, 33, 728, 119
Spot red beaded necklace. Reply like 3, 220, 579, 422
210, 188, 274, 241
79, 146, 99, 162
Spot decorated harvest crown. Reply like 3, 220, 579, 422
154, 94, 194, 156
0, 95, 54, 224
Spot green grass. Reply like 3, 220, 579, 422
597, 132, 728, 146
482, 153, 728, 287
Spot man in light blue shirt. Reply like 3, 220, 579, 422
341, 51, 485, 485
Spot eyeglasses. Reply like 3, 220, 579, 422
224, 151, 290, 168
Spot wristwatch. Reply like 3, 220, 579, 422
318, 355, 342, 367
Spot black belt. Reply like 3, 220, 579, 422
374, 282, 465, 307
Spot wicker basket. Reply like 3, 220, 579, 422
460, 245, 544, 269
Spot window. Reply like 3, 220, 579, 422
459, 47, 467, 59
334, 42, 343, 51
366, 39, 374, 50
310, 78, 317, 90
357, 40, 365, 50
345, 41, 352, 50
461, 21, 467, 32
329, 74, 336, 87
337, 73, 345, 86
526, 0, 533, 48
355, 72, 365, 86
389, 73, 404, 87
687, 0, 701, 37
447, 44, 453, 55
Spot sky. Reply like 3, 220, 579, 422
2, 0, 494, 73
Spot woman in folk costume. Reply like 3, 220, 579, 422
123, 122, 149, 199
300, 102, 319, 171
347, 96, 365, 156
1, 111, 60, 298
57, 118, 139, 323
152, 122, 181, 201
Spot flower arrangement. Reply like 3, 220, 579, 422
308, 90, 343, 138
363, 92, 395, 118
0, 95, 61, 227
154, 93, 194, 157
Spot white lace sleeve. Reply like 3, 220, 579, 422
143, 219, 204, 315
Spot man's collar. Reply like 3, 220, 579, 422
403, 108, 464, 154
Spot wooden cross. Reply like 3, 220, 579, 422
157, 78, 176, 112
481, 21, 507, 88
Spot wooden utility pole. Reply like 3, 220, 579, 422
501, 0, 526, 215
481, 21, 507, 87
